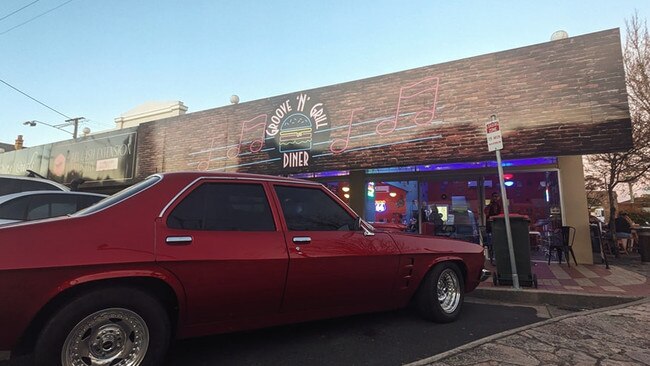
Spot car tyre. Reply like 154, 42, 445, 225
416, 262, 465, 323
34, 287, 170, 366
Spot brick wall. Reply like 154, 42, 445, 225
136, 28, 631, 179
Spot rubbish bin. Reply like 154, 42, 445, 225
490, 214, 537, 288
637, 226, 650, 262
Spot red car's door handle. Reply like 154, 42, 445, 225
166, 236, 193, 245
292, 236, 311, 244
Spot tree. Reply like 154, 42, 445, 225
585, 175, 603, 211
585, 12, 650, 237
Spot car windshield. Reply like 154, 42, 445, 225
73, 175, 161, 216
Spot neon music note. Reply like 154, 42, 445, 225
330, 108, 363, 154
196, 137, 218, 171
375, 76, 440, 135
227, 114, 268, 159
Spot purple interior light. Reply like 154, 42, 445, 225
291, 157, 556, 179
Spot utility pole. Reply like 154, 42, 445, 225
65, 117, 85, 139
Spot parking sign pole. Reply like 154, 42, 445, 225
486, 115, 520, 290
495, 149, 520, 289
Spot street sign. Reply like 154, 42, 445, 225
486, 119, 503, 152
487, 114, 519, 289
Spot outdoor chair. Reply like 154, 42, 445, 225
615, 234, 632, 254
547, 226, 578, 266
590, 223, 611, 268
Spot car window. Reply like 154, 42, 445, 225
0, 196, 30, 220
76, 175, 160, 215
167, 183, 275, 231
274, 185, 356, 231
0, 177, 64, 196
21, 180, 62, 192
26, 194, 77, 220
0, 178, 21, 196
77, 195, 104, 209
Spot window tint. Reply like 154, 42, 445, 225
50, 201, 78, 217
77, 195, 104, 209
167, 183, 275, 231
22, 180, 61, 192
275, 186, 356, 231
0, 178, 21, 196
0, 178, 62, 196
0, 196, 30, 220
76, 175, 160, 216
27, 203, 50, 220
26, 194, 77, 220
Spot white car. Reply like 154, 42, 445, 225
0, 191, 107, 225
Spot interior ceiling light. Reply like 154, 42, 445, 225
342, 186, 350, 192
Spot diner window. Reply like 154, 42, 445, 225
275, 186, 356, 231
167, 183, 275, 231
365, 181, 416, 225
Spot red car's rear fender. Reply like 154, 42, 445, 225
14, 268, 187, 355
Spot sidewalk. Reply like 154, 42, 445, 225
408, 297, 650, 366
407, 253, 650, 366
481, 252, 650, 299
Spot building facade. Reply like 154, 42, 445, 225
0, 29, 632, 264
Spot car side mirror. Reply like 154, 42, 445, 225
358, 217, 375, 236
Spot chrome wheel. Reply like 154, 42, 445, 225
61, 308, 149, 366
437, 268, 461, 314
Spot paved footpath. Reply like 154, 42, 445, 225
408, 298, 650, 366
482, 258, 650, 297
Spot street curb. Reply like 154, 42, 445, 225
467, 287, 642, 309
404, 296, 650, 366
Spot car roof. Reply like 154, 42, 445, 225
157, 171, 318, 185
0, 174, 70, 191
0, 190, 107, 205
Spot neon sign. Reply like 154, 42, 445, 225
375, 200, 387, 212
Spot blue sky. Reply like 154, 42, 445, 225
2, 0, 650, 147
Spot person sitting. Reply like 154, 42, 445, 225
407, 217, 418, 232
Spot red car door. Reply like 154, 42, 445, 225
273, 184, 401, 314
156, 180, 289, 326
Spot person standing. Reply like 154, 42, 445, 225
485, 192, 502, 233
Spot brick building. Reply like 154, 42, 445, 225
0, 28, 632, 264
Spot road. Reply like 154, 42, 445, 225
164, 299, 551, 366
1, 300, 552, 366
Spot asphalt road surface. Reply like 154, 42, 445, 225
1, 300, 549, 366
164, 300, 548, 366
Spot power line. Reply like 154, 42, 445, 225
0, 77, 72, 120
0, 0, 40, 22
0, 77, 113, 132
0, 0, 74, 36
85, 119, 115, 129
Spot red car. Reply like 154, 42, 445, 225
0, 172, 488, 366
